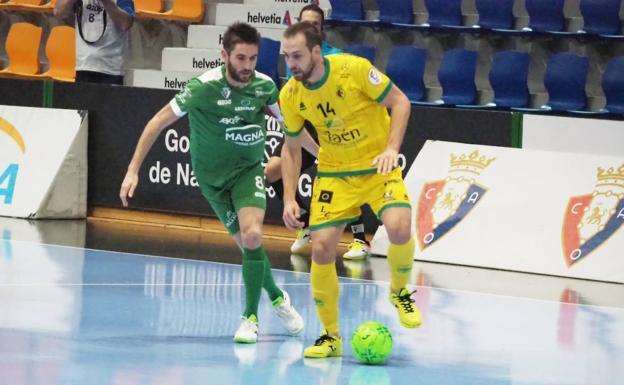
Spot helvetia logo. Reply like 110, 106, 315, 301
562, 164, 624, 266
416, 150, 495, 250
283, 10, 292, 26
0, 116, 26, 205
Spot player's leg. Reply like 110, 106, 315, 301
304, 175, 359, 358
234, 164, 304, 336
199, 194, 261, 342
370, 168, 421, 328
304, 224, 346, 358
343, 216, 371, 260
290, 163, 317, 255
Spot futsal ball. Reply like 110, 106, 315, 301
350, 321, 393, 365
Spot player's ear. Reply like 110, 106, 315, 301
313, 44, 322, 57
220, 48, 228, 62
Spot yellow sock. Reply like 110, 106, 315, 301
311, 261, 340, 335
388, 236, 415, 293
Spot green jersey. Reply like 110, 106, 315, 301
170, 66, 279, 188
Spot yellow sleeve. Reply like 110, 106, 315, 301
278, 82, 305, 137
353, 56, 393, 103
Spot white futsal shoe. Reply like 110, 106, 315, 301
272, 290, 304, 335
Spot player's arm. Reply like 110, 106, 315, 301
372, 84, 411, 175
300, 128, 319, 157
266, 102, 318, 157
119, 105, 179, 206
281, 133, 305, 230
53, 0, 77, 18
101, 0, 134, 31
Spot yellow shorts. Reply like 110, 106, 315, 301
309, 167, 411, 231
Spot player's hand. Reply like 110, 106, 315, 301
372, 148, 399, 175
283, 200, 304, 230
119, 172, 139, 207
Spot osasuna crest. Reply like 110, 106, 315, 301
416, 150, 495, 250
563, 164, 624, 266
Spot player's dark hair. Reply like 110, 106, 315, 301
298, 4, 325, 31
222, 22, 261, 54
283, 22, 323, 52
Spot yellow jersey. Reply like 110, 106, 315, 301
279, 54, 393, 177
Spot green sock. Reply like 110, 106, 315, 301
242, 247, 266, 318
260, 247, 283, 302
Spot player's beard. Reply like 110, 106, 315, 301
292, 60, 316, 83
228, 62, 253, 84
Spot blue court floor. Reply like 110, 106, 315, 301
1, 236, 623, 385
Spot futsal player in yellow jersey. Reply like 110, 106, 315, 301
279, 22, 422, 358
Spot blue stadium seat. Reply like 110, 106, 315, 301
525, 0, 570, 33
424, 0, 464, 28
377, 0, 414, 26
327, 0, 369, 25
385, 46, 428, 103
474, 0, 515, 31
579, 0, 623, 37
489, 51, 530, 108
257, 37, 280, 86
345, 44, 376, 63
602, 56, 624, 114
542, 53, 589, 111
437, 48, 478, 105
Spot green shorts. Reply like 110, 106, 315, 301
195, 163, 267, 235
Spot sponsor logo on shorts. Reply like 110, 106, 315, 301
318, 190, 333, 203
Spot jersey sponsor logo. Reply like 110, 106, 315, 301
255, 87, 265, 97
217, 99, 232, 106
324, 127, 362, 145
219, 116, 244, 125
368, 68, 382, 85
416, 150, 495, 250
85, 2, 104, 13
177, 87, 193, 105
225, 124, 265, 146
562, 164, 624, 266
235, 98, 255, 111
318, 190, 333, 203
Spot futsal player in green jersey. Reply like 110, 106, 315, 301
279, 22, 422, 358
119, 22, 303, 344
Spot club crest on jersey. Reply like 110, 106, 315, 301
221, 87, 231, 99
562, 164, 624, 267
416, 150, 495, 250
336, 86, 345, 99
